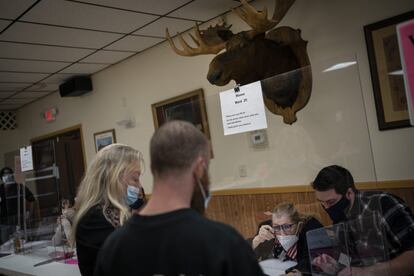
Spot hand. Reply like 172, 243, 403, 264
312, 253, 339, 275
281, 269, 302, 276
281, 272, 300, 276
338, 266, 374, 276
252, 225, 274, 248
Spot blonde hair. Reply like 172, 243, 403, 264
272, 202, 310, 224
72, 143, 143, 242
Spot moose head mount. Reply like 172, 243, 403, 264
166, 0, 312, 124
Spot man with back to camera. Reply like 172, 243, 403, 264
311, 165, 414, 275
94, 120, 264, 276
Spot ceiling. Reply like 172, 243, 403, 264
0, 0, 242, 111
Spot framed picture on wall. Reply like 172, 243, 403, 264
151, 89, 212, 151
94, 129, 116, 152
364, 11, 414, 130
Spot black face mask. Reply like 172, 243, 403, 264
129, 198, 145, 210
324, 196, 350, 224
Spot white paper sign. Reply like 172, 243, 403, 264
20, 146, 34, 172
219, 81, 268, 135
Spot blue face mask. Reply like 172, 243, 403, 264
126, 185, 140, 205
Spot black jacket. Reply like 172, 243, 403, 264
75, 205, 115, 276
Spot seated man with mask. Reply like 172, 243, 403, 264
311, 165, 414, 275
95, 120, 264, 276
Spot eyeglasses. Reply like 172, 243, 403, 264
273, 223, 296, 233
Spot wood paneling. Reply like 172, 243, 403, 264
206, 181, 414, 238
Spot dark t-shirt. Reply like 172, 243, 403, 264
95, 208, 264, 276
76, 205, 115, 276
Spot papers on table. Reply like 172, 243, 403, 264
259, 258, 297, 276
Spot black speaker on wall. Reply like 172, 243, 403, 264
59, 76, 93, 97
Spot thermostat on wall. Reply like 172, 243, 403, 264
249, 129, 268, 148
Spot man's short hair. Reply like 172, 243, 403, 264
0, 167, 13, 178
150, 120, 209, 176
311, 165, 356, 195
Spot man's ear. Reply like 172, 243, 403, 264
193, 157, 205, 179
345, 187, 354, 200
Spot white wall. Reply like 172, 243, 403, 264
1, 0, 414, 191
0, 129, 22, 169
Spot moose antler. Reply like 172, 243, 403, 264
166, 23, 226, 56
235, 0, 296, 37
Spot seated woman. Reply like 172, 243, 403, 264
72, 144, 145, 276
252, 202, 323, 276
52, 198, 75, 246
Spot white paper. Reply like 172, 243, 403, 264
20, 146, 34, 172
338, 253, 351, 267
259, 259, 297, 276
219, 81, 268, 135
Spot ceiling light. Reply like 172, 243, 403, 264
388, 70, 403, 75
323, 61, 357, 73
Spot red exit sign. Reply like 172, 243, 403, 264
44, 107, 57, 122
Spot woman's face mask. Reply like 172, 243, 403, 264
123, 166, 145, 209
276, 234, 299, 251
126, 185, 140, 205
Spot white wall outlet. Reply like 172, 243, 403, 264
238, 164, 247, 177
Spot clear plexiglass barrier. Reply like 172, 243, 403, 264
307, 212, 390, 275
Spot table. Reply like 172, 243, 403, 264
0, 244, 80, 276
259, 259, 297, 276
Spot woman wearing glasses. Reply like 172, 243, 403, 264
252, 202, 323, 276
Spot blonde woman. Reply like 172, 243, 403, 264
72, 144, 144, 276
252, 202, 323, 276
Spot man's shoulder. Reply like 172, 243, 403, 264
114, 209, 243, 240
359, 191, 406, 207
100, 210, 249, 259
356, 191, 414, 222
200, 217, 244, 238
360, 190, 398, 199
166, 211, 246, 243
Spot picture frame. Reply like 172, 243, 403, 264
94, 129, 116, 152
364, 11, 414, 130
151, 88, 212, 147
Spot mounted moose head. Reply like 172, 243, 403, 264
166, 0, 312, 124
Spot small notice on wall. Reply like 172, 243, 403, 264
397, 19, 414, 126
20, 146, 34, 172
14, 156, 25, 183
219, 81, 267, 135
